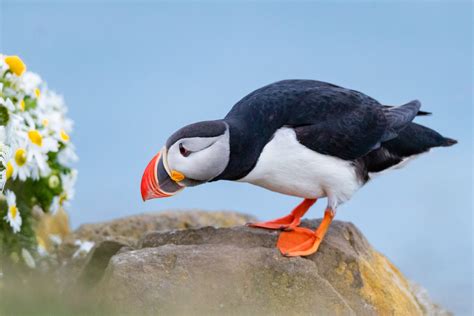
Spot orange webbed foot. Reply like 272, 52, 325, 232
247, 213, 301, 231
247, 199, 317, 231
277, 227, 322, 257
277, 207, 335, 257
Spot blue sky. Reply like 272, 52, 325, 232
1, 1, 472, 314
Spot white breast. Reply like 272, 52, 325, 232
238, 127, 362, 205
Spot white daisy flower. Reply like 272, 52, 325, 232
0, 56, 8, 73
36, 110, 73, 144
4, 130, 35, 182
0, 97, 16, 112
4, 112, 26, 150
18, 113, 58, 177
0, 127, 6, 144
58, 144, 78, 166
18, 72, 42, 97
50, 170, 77, 214
27, 129, 58, 176
0, 143, 10, 191
37, 90, 65, 112
62, 170, 77, 201
4, 190, 22, 233
8, 145, 32, 181
35, 91, 73, 145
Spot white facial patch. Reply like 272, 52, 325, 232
166, 127, 230, 181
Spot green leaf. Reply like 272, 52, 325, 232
24, 97, 37, 111
0, 105, 9, 126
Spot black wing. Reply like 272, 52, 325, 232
294, 106, 387, 160
291, 91, 422, 161
291, 87, 388, 160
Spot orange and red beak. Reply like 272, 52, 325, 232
141, 148, 184, 201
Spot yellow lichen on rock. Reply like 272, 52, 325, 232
359, 250, 424, 315
335, 260, 356, 286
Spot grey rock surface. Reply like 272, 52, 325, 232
94, 219, 449, 315
72, 210, 255, 246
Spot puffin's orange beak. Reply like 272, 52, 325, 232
141, 148, 184, 201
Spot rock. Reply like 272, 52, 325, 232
77, 240, 129, 287
96, 219, 449, 315
71, 210, 255, 246
55, 211, 255, 289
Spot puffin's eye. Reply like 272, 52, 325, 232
179, 143, 191, 157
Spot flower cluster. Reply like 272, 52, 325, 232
0, 54, 77, 262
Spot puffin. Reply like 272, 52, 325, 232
141, 80, 457, 257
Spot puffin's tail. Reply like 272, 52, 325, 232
381, 100, 421, 142
382, 104, 431, 116
363, 122, 457, 175
381, 100, 457, 147
439, 136, 458, 147
384, 122, 457, 154
363, 102, 456, 176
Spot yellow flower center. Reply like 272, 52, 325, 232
60, 130, 70, 142
9, 205, 18, 219
6, 161, 13, 179
14, 148, 27, 166
35, 88, 41, 98
20, 100, 25, 111
5, 55, 26, 76
28, 130, 43, 147
42, 119, 49, 127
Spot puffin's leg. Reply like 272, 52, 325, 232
277, 207, 335, 257
247, 199, 316, 231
